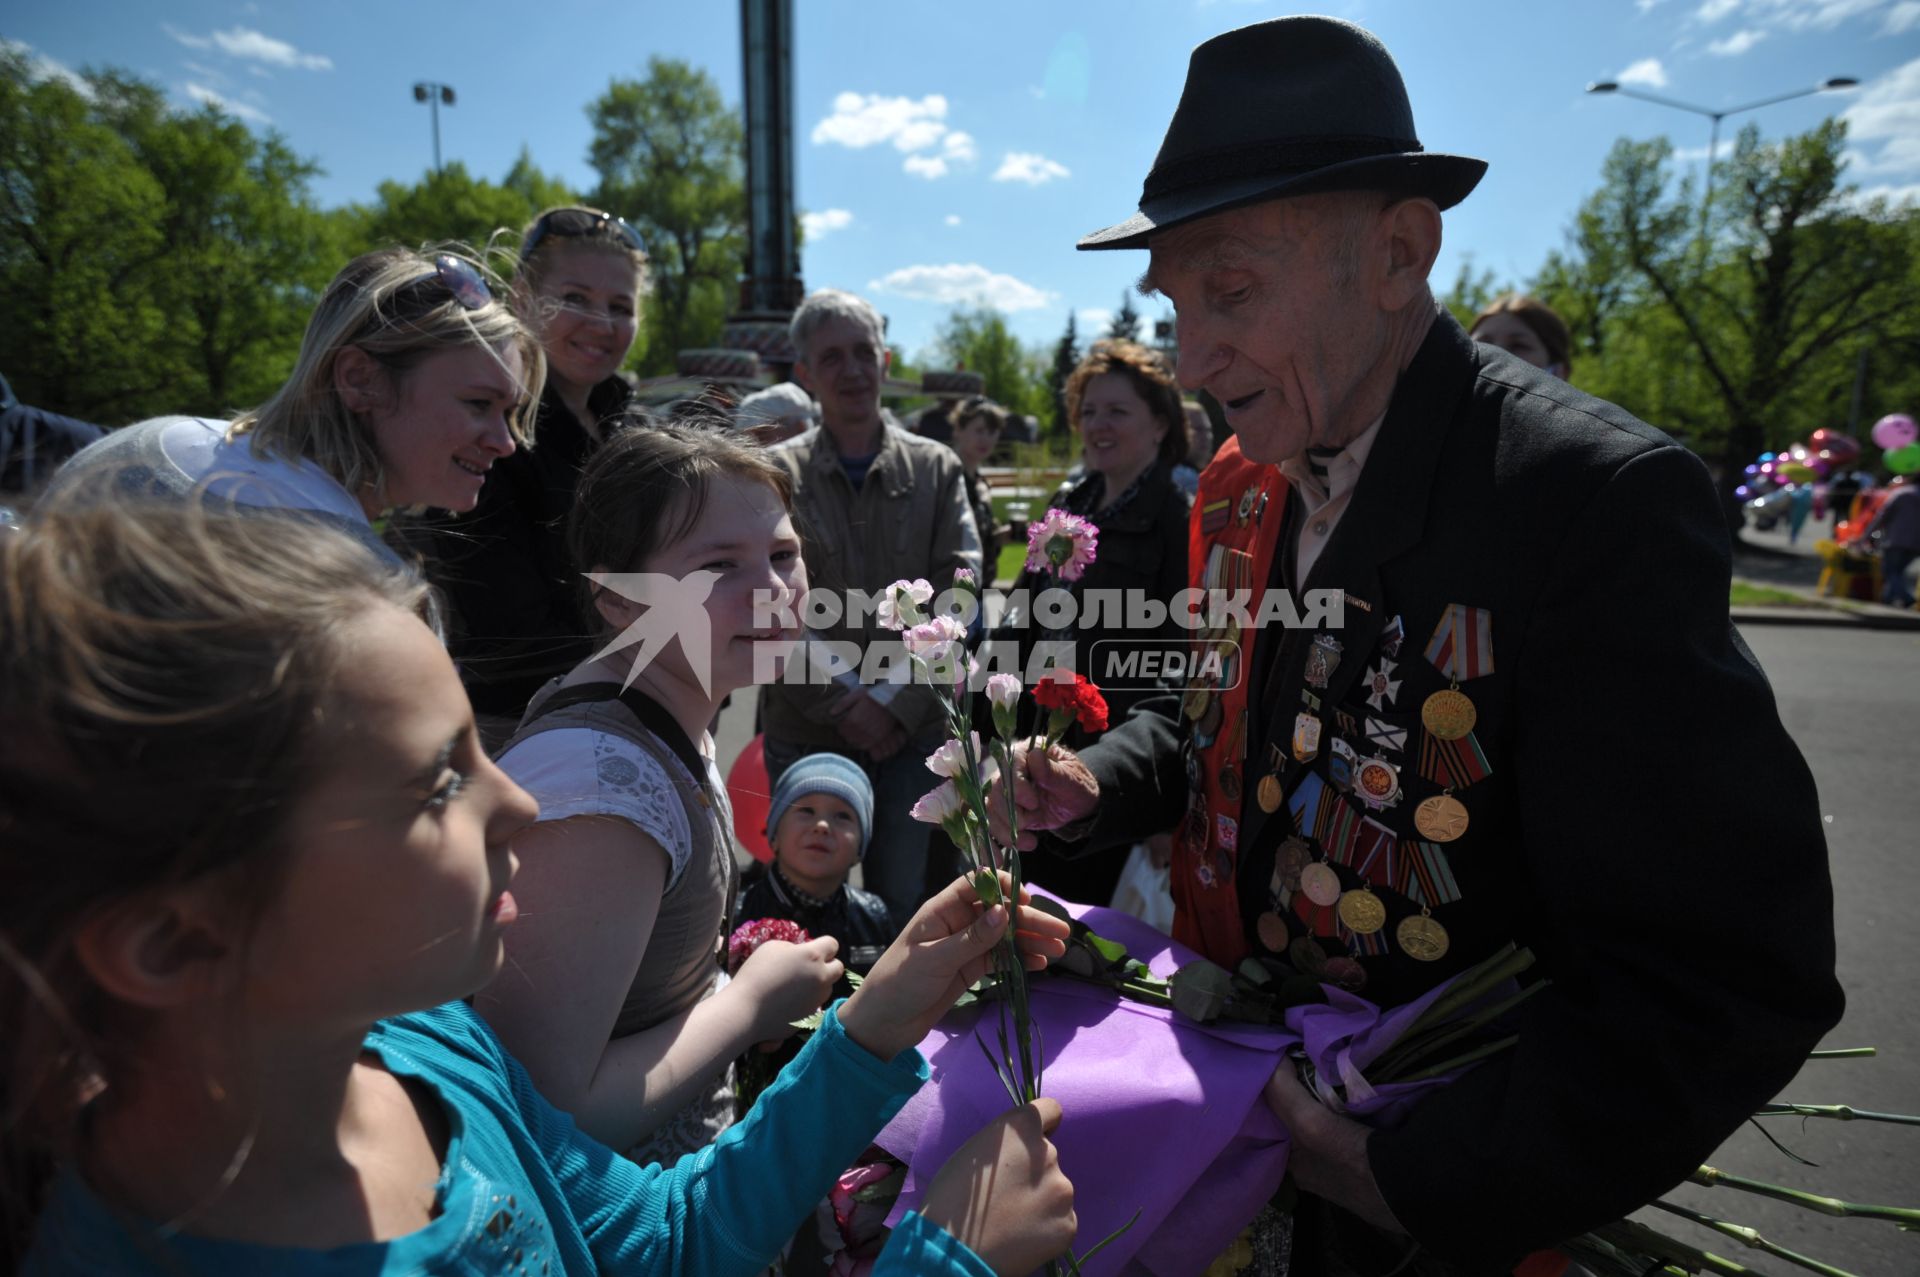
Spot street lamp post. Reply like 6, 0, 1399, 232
412, 82, 456, 174
1585, 76, 1857, 241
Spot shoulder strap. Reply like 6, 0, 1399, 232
524, 681, 710, 789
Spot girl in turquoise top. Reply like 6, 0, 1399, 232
2, 498, 1076, 1275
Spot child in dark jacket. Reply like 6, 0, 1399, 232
738, 754, 898, 979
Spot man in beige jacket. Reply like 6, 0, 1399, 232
759, 289, 981, 922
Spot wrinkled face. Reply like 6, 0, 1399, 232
795, 314, 889, 430
1077, 372, 1168, 487
367, 340, 526, 512
1144, 196, 1390, 465
607, 474, 806, 701
1471, 312, 1559, 374
951, 411, 1002, 470
531, 245, 641, 393
247, 603, 539, 1025
772, 791, 863, 888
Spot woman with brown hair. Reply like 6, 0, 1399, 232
1469, 293, 1572, 379
986, 339, 1193, 907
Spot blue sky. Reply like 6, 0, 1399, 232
8, 1, 1918, 362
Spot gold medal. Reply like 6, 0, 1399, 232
1396, 911, 1451, 962
1413, 793, 1470, 842
1256, 910, 1290, 953
1337, 888, 1386, 935
1277, 836, 1312, 892
1421, 686, 1477, 740
1300, 861, 1341, 907
1257, 772, 1284, 814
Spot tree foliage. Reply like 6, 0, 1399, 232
338, 150, 577, 262
1045, 310, 1081, 438
1, 51, 332, 423
586, 58, 745, 376
1105, 291, 1142, 343
933, 306, 1045, 417
1536, 120, 1919, 500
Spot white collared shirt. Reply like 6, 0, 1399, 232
1277, 414, 1386, 586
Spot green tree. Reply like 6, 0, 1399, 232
1440, 256, 1503, 331
1545, 121, 1916, 506
338, 156, 576, 263
587, 58, 745, 375
932, 306, 1045, 416
1, 53, 330, 423
1044, 310, 1081, 438
1105, 291, 1142, 343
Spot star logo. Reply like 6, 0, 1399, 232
585, 570, 722, 695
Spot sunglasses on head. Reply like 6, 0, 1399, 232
389, 253, 494, 316
520, 207, 646, 261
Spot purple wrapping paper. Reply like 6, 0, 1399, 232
874, 895, 1470, 1277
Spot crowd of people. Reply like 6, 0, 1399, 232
0, 13, 1855, 1277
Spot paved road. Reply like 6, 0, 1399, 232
1628, 623, 1920, 1276
715, 623, 1920, 1273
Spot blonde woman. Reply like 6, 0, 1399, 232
52, 248, 540, 556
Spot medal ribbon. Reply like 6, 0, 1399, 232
1398, 839, 1462, 908
1418, 729, 1492, 789
1289, 770, 1326, 838
1353, 818, 1396, 888
1323, 798, 1361, 866
1347, 924, 1389, 956
1423, 604, 1494, 680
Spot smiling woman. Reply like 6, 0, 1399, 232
404, 206, 652, 736
47, 247, 541, 562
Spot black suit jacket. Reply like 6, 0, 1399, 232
1062, 314, 1843, 1267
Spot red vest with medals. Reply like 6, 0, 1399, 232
1172, 436, 1289, 967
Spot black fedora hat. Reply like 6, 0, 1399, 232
1079, 16, 1486, 251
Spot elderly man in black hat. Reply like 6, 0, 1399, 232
998, 15, 1842, 1271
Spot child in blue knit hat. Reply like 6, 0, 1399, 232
738, 753, 899, 978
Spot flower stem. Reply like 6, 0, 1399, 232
1584, 1219, 1761, 1276
1753, 1102, 1920, 1127
1646, 1200, 1862, 1277
1687, 1165, 1920, 1225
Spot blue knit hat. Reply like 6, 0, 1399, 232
766, 752, 874, 859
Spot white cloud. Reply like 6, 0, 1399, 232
1075, 307, 1114, 333
1852, 180, 1920, 206
185, 82, 271, 125
868, 263, 1057, 312
1617, 58, 1670, 88
812, 92, 949, 150
1739, 0, 1888, 31
1637, 0, 1665, 9
1, 37, 93, 97
1708, 28, 1769, 52
1695, 0, 1742, 20
1843, 56, 1920, 177
941, 131, 977, 164
993, 151, 1072, 185
163, 24, 330, 71
1672, 138, 1738, 162
801, 208, 853, 240
904, 154, 949, 179
944, 214, 962, 226
1884, 0, 1920, 32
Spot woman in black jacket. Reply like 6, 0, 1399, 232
988, 340, 1192, 906
409, 208, 648, 744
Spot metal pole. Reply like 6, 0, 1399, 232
431, 94, 442, 173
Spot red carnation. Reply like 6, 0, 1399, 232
1033, 673, 1109, 735
727, 916, 811, 973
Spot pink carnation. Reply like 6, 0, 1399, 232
727, 916, 811, 973
1024, 508, 1099, 581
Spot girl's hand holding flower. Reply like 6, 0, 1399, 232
837, 872, 1070, 1063
731, 933, 844, 1047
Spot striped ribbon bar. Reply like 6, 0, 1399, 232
1398, 839, 1462, 908
1423, 604, 1494, 680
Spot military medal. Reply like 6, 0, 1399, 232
1291, 712, 1322, 763
1364, 716, 1408, 754
1379, 614, 1405, 657
1328, 737, 1357, 793
1337, 888, 1386, 935
1276, 836, 1313, 892
1256, 774, 1283, 814
1288, 935, 1326, 974
1183, 684, 1211, 722
1396, 911, 1450, 962
1355, 755, 1401, 809
1257, 910, 1290, 953
1216, 713, 1246, 804
1236, 485, 1260, 524
1421, 687, 1476, 741
1363, 658, 1402, 711
1304, 634, 1342, 689
1321, 956, 1368, 992
1413, 792, 1469, 842
1299, 861, 1342, 907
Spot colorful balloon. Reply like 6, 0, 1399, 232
726, 733, 774, 862
1886, 443, 1920, 476
1872, 414, 1918, 451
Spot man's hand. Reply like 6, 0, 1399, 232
985, 739, 1100, 851
920, 1098, 1077, 1276
1263, 1059, 1405, 1234
830, 688, 907, 759
837, 871, 1070, 1062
